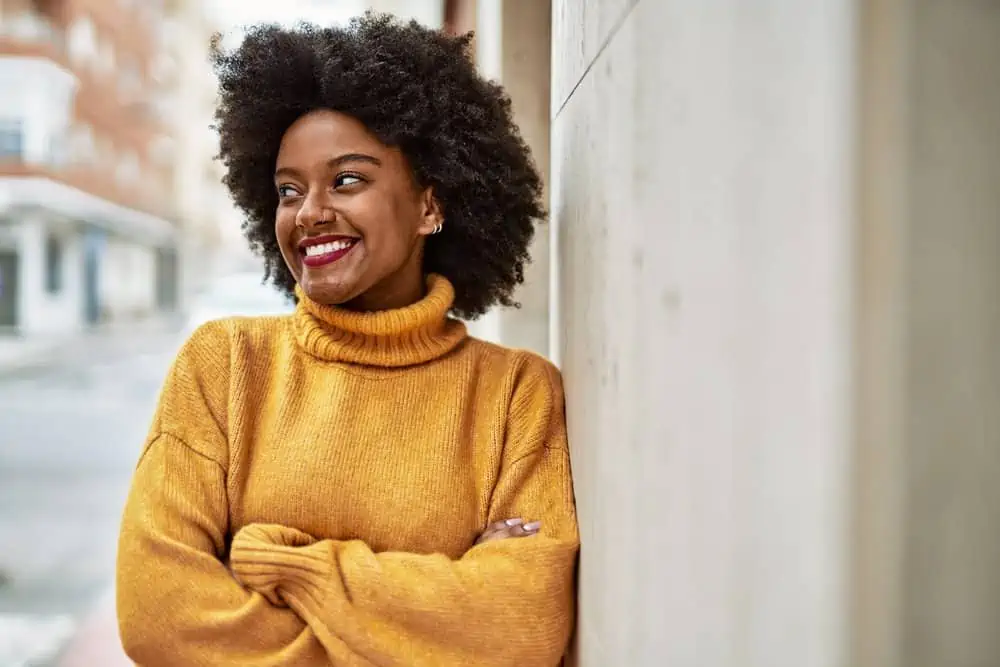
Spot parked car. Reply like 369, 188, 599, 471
182, 272, 294, 339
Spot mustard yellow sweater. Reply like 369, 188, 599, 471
116, 275, 579, 667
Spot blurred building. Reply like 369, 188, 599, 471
159, 0, 237, 302
0, 0, 180, 336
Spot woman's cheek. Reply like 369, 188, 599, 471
275, 215, 302, 276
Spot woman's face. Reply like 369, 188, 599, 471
274, 109, 441, 309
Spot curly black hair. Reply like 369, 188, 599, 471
210, 12, 545, 319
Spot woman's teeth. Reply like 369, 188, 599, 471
304, 240, 353, 257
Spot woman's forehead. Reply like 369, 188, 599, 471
280, 110, 381, 149
275, 110, 412, 178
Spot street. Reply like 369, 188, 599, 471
0, 326, 183, 666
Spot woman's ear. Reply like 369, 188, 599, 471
417, 187, 444, 237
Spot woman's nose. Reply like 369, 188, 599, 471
296, 191, 334, 228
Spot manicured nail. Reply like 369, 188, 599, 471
523, 521, 542, 532
505, 518, 524, 526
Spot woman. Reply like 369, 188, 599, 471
116, 12, 578, 667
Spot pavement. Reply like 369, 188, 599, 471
0, 319, 184, 666
0, 314, 182, 379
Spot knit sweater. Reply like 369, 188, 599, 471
116, 274, 579, 667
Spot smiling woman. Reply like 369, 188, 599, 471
272, 111, 438, 310
115, 10, 578, 667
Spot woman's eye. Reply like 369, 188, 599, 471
277, 184, 300, 198
335, 174, 364, 188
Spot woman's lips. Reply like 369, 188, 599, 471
299, 237, 359, 268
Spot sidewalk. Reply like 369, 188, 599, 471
57, 588, 131, 667
0, 334, 68, 375
0, 313, 182, 378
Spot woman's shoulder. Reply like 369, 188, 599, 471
154, 315, 295, 447
175, 314, 295, 369
460, 336, 563, 393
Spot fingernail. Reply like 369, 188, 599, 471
524, 521, 542, 532
505, 518, 524, 526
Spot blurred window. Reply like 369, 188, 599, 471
67, 16, 98, 66
46, 129, 69, 168
44, 235, 62, 294
0, 120, 24, 162
3, 9, 51, 42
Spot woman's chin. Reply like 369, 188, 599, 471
298, 272, 360, 307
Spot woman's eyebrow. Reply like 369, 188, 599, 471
328, 153, 382, 168
274, 153, 382, 180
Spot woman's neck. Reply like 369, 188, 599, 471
292, 274, 467, 367
343, 271, 427, 313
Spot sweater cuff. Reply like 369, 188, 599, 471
230, 524, 333, 605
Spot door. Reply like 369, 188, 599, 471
0, 250, 18, 329
155, 247, 178, 310
83, 236, 100, 325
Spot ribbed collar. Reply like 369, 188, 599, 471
292, 274, 467, 367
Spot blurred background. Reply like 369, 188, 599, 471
0, 0, 997, 666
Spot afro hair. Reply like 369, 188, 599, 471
210, 12, 546, 319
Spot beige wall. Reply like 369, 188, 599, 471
551, 1, 856, 664
899, 1, 1000, 665
851, 1, 910, 663
547, 1, 1000, 666
854, 2, 1000, 667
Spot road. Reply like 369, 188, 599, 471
0, 326, 182, 667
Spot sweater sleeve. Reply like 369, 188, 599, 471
229, 355, 580, 667
116, 323, 333, 667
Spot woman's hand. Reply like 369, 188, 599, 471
475, 518, 542, 545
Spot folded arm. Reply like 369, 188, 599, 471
116, 323, 336, 666
117, 434, 336, 666
230, 355, 580, 667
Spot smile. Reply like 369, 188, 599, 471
299, 236, 359, 267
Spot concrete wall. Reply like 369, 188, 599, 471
546, 1, 1000, 665
551, 1, 856, 664
853, 2, 1000, 666
900, 2, 1000, 665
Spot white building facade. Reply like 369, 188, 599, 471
0, 2, 178, 336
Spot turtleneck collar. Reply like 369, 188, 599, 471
292, 274, 467, 367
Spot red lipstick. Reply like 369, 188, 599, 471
298, 234, 359, 268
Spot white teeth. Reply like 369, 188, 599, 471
304, 240, 354, 257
